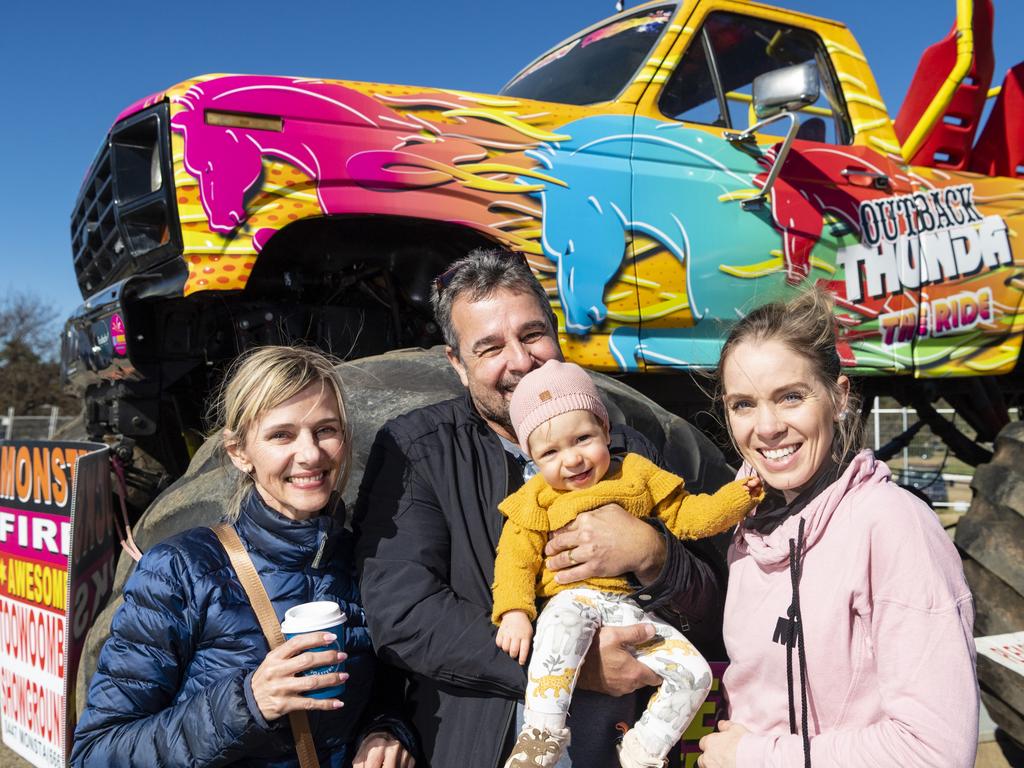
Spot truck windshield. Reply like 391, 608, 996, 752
501, 5, 675, 105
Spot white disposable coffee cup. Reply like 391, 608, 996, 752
281, 601, 347, 698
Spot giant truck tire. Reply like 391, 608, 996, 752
954, 420, 1024, 747
76, 346, 736, 715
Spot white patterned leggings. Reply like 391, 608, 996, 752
524, 588, 713, 760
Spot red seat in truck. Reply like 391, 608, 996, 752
969, 62, 1024, 179
893, 0, 994, 170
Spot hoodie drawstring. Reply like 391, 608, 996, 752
786, 516, 811, 768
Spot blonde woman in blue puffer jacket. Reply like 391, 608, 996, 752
72, 347, 416, 768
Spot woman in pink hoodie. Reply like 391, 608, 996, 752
698, 291, 978, 768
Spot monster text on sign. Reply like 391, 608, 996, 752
0, 446, 85, 509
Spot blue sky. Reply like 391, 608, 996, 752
1, 1, 1021, 334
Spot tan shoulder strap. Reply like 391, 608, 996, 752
212, 524, 321, 768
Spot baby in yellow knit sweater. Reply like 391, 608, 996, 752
493, 360, 761, 768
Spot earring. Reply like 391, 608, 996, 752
837, 412, 847, 422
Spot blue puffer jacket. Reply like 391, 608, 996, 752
72, 491, 412, 767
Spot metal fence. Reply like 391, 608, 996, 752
1, 406, 74, 440
866, 397, 990, 514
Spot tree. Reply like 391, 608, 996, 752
0, 291, 79, 414
0, 289, 62, 360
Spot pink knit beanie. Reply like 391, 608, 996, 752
509, 359, 610, 455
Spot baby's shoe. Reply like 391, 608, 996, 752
502, 725, 570, 768
617, 727, 667, 768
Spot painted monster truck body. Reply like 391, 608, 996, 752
63, 0, 1022, 474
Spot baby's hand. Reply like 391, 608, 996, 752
496, 610, 534, 665
744, 474, 763, 498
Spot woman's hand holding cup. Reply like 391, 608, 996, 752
251, 631, 349, 720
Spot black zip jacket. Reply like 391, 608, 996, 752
353, 393, 727, 767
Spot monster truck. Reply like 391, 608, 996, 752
62, 0, 1023, 740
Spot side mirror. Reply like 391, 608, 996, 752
724, 61, 821, 211
752, 61, 820, 120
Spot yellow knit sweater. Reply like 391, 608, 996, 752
491, 453, 759, 624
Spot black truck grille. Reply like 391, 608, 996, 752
70, 103, 181, 298
71, 143, 124, 296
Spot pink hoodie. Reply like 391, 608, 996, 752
723, 451, 978, 767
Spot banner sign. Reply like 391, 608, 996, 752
680, 661, 727, 765
0, 440, 113, 768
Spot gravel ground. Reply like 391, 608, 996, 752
0, 743, 25, 768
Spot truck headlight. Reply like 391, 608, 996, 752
150, 142, 162, 193
111, 114, 163, 202
121, 201, 170, 256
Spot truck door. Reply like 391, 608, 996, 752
502, 5, 682, 372
622, 4, 917, 374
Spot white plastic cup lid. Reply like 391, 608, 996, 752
281, 601, 347, 634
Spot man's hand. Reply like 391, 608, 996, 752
545, 504, 666, 585
496, 610, 534, 665
697, 720, 748, 768
577, 624, 660, 696
353, 730, 416, 768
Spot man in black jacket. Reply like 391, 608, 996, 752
354, 248, 726, 768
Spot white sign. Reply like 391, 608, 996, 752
0, 440, 111, 768
975, 631, 1024, 678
